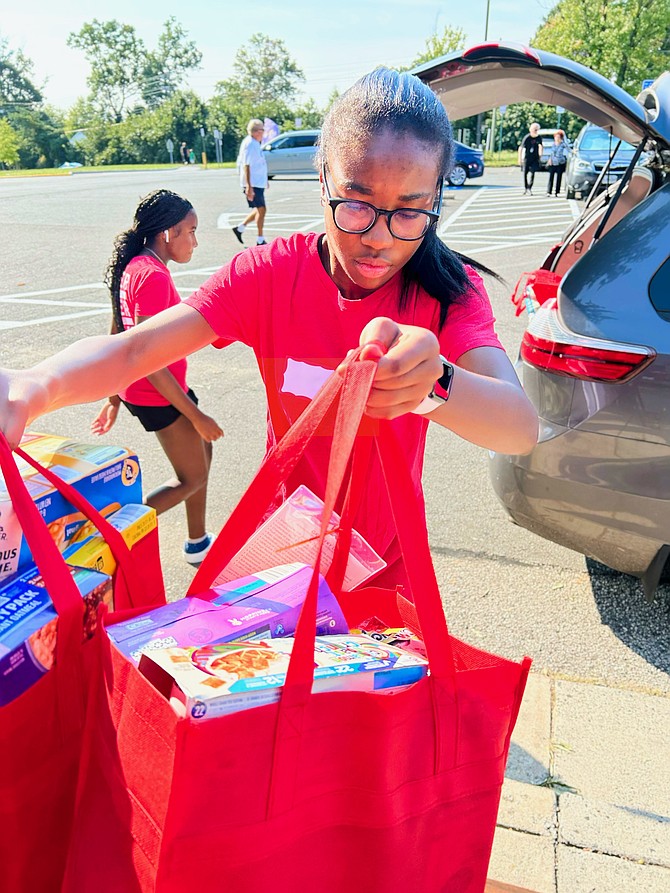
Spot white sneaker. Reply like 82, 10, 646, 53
183, 533, 213, 565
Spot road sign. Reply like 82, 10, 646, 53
499, 105, 507, 114
642, 79, 654, 90
165, 138, 174, 152
199, 127, 205, 137
556, 106, 565, 113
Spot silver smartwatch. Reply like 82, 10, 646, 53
411, 355, 455, 415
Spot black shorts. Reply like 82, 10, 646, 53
122, 388, 198, 433
245, 186, 265, 208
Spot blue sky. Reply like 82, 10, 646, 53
4, 1, 553, 110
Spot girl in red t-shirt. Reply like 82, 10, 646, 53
91, 190, 223, 565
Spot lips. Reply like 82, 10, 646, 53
353, 258, 392, 279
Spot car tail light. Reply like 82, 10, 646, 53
521, 300, 654, 382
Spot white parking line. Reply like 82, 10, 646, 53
0, 309, 108, 331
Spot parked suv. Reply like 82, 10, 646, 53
263, 130, 320, 178
414, 43, 670, 598
565, 123, 637, 199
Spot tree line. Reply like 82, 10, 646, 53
1, 1, 668, 170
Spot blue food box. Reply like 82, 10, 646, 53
108, 563, 349, 665
0, 564, 113, 705
0, 432, 142, 582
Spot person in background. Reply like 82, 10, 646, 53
0, 70, 538, 593
179, 141, 188, 165
90, 189, 223, 565
518, 122, 543, 195
188, 148, 196, 164
232, 119, 269, 247
546, 129, 570, 197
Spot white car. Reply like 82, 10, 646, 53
263, 130, 320, 178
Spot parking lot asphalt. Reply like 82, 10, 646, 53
1, 164, 668, 891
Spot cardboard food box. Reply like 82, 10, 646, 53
0, 432, 143, 582
62, 503, 157, 576
140, 634, 429, 720
0, 564, 113, 705
108, 563, 348, 666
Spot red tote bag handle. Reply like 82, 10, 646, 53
0, 433, 86, 729
15, 446, 146, 610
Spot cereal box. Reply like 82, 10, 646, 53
140, 635, 429, 720
62, 504, 157, 576
0, 432, 143, 582
108, 563, 348, 666
0, 564, 112, 705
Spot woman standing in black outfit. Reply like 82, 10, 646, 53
518, 122, 543, 195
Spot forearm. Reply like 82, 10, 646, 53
145, 368, 199, 419
425, 367, 538, 455
244, 164, 252, 188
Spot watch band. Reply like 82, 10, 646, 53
411, 355, 454, 415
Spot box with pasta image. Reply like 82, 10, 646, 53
139, 634, 429, 720
0, 563, 113, 705
0, 432, 143, 583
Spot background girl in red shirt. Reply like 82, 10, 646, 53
91, 189, 223, 565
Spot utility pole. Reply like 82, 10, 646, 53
475, 0, 492, 147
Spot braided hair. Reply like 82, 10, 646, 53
316, 68, 500, 329
105, 189, 193, 331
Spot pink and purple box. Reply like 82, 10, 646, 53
108, 563, 349, 665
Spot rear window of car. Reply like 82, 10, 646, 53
580, 130, 635, 152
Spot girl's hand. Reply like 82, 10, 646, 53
90, 398, 120, 436
0, 369, 49, 449
193, 410, 224, 443
344, 318, 443, 419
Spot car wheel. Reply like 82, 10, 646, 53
448, 165, 467, 187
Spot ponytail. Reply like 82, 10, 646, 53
104, 189, 193, 332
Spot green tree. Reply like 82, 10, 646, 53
215, 34, 304, 111
67, 18, 202, 122
408, 25, 467, 69
0, 117, 20, 167
141, 17, 202, 110
533, 0, 670, 95
0, 34, 42, 111
67, 20, 146, 121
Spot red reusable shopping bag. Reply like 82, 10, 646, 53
64, 357, 531, 893
0, 434, 165, 893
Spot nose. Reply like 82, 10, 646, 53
360, 213, 395, 250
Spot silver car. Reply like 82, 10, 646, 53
263, 130, 320, 178
414, 44, 670, 598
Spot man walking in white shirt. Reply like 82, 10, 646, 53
232, 119, 269, 246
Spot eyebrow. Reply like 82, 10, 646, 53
339, 178, 433, 203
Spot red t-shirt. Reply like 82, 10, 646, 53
118, 256, 189, 406
186, 232, 502, 563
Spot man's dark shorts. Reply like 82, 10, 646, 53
122, 388, 198, 432
245, 186, 266, 208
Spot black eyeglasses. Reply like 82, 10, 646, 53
322, 164, 442, 241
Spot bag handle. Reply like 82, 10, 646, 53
266, 360, 458, 815
0, 433, 86, 730
15, 446, 145, 610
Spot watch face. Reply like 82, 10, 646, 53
437, 356, 454, 394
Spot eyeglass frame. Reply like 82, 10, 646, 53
321, 163, 443, 241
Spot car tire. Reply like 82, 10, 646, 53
447, 165, 468, 187
565, 185, 575, 200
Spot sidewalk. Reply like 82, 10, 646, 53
487, 672, 670, 892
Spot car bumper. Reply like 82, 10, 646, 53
488, 423, 670, 579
